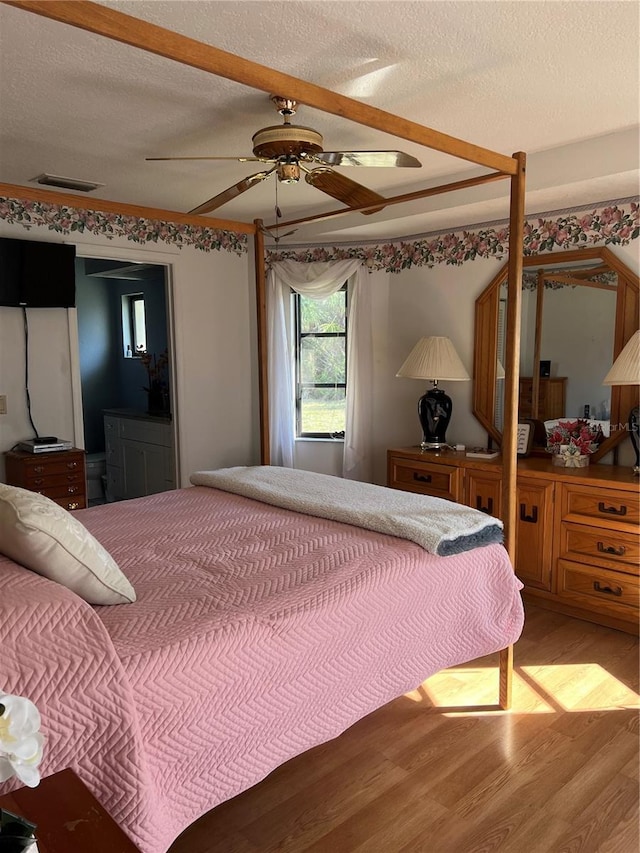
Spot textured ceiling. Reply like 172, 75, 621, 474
0, 0, 638, 244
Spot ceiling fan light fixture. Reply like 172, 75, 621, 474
277, 162, 300, 184
252, 124, 324, 160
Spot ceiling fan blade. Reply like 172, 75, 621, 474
188, 168, 276, 215
260, 225, 298, 242
146, 156, 266, 163
314, 151, 422, 168
305, 168, 386, 215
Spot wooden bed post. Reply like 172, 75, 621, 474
254, 219, 270, 465
500, 151, 527, 711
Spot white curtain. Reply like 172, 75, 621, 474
267, 259, 373, 481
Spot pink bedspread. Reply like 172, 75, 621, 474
1, 486, 523, 852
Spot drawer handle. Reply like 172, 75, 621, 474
66, 461, 78, 470
519, 503, 538, 524
476, 496, 494, 515
598, 501, 627, 517
67, 486, 79, 494
597, 542, 626, 557
413, 472, 432, 483
67, 501, 80, 511
33, 478, 44, 486
593, 581, 623, 597
34, 465, 44, 474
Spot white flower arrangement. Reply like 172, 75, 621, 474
0, 691, 44, 788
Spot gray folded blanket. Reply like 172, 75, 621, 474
190, 466, 503, 557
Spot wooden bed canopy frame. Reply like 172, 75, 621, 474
2, 0, 527, 709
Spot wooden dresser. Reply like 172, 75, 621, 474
5, 447, 87, 510
388, 447, 639, 634
519, 376, 567, 420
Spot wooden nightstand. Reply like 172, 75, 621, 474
4, 448, 86, 510
0, 769, 140, 852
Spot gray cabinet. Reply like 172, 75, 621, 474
104, 410, 175, 501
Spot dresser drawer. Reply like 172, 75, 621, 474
466, 470, 502, 517
19, 453, 84, 478
388, 455, 462, 501
31, 481, 85, 499
560, 522, 639, 573
562, 483, 639, 527
51, 496, 85, 512
558, 559, 639, 617
22, 470, 84, 489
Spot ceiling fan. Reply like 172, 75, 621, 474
147, 96, 422, 217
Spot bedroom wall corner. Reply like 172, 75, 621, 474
0, 219, 257, 484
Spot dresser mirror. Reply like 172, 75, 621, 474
473, 247, 639, 461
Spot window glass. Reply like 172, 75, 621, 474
132, 297, 147, 354
295, 287, 347, 438
122, 293, 147, 358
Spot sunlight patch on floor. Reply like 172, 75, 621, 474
521, 663, 640, 711
404, 663, 639, 715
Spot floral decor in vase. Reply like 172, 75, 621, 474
546, 419, 604, 467
0, 689, 44, 850
140, 349, 170, 415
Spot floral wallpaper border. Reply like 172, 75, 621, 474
0, 194, 637, 271
267, 200, 639, 272
0, 196, 249, 256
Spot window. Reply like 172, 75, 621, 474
122, 293, 147, 357
294, 285, 347, 438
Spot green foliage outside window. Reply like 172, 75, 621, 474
295, 288, 347, 437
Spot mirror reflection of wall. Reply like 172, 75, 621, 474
498, 270, 617, 429
474, 248, 638, 461
540, 283, 616, 421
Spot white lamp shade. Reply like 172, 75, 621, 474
602, 330, 640, 385
396, 336, 470, 381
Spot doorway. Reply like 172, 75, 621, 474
73, 255, 177, 504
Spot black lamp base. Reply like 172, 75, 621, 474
418, 387, 452, 451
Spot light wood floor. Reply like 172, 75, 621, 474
169, 605, 639, 853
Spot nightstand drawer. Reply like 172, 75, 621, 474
388, 455, 462, 501
19, 454, 84, 477
23, 470, 84, 489
562, 483, 639, 528
52, 496, 85, 511
558, 560, 639, 616
31, 482, 85, 499
561, 522, 639, 572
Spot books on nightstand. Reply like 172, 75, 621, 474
466, 447, 500, 459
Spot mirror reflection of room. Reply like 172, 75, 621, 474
513, 262, 617, 438
476, 246, 637, 462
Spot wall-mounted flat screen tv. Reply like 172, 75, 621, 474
0, 237, 76, 307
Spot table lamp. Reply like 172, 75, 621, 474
396, 336, 470, 450
602, 329, 640, 475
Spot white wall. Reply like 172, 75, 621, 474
0, 221, 259, 483
1, 216, 636, 486
296, 240, 639, 483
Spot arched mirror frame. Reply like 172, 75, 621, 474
473, 247, 639, 462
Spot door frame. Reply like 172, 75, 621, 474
69, 243, 180, 489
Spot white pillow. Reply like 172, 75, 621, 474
0, 484, 136, 605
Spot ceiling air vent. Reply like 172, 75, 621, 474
30, 173, 104, 192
